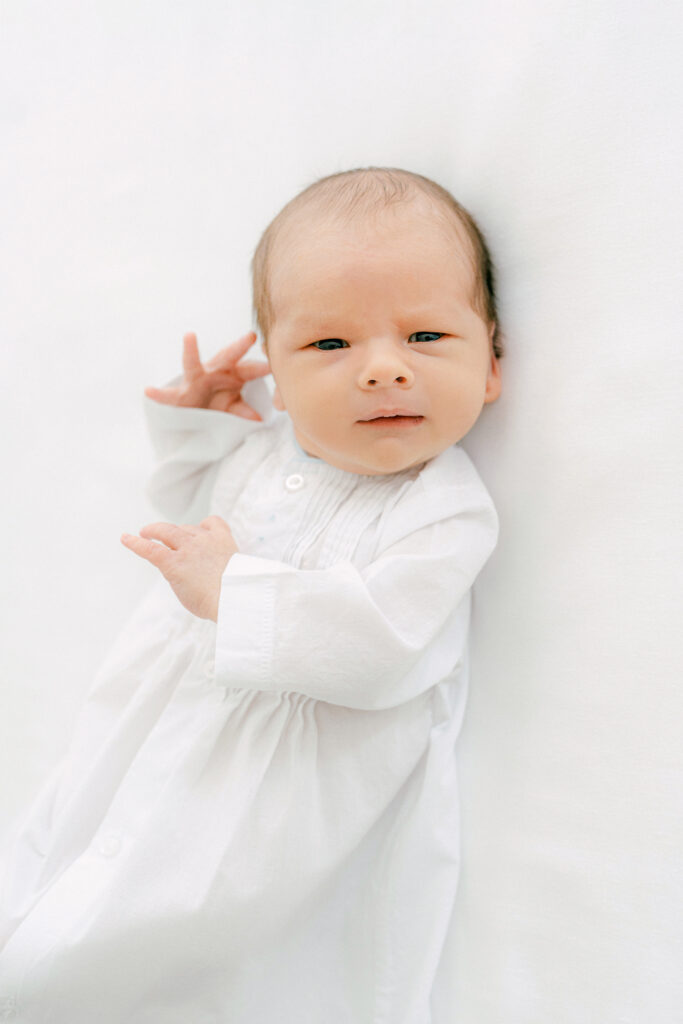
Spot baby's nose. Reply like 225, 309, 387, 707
365, 372, 410, 387
359, 346, 414, 389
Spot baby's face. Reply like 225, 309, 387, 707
265, 207, 501, 476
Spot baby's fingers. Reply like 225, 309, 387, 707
235, 359, 272, 382
205, 331, 258, 372
182, 332, 204, 383
144, 384, 182, 405
227, 399, 263, 422
120, 533, 172, 571
139, 522, 196, 548
121, 522, 194, 564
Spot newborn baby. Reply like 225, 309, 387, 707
0, 166, 503, 1024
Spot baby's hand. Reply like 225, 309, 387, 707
121, 516, 237, 621
144, 331, 270, 421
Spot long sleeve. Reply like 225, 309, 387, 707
144, 376, 274, 522
214, 480, 499, 710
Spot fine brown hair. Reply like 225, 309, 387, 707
251, 166, 504, 359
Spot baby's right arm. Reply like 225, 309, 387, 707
142, 331, 273, 523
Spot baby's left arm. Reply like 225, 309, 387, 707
121, 515, 237, 621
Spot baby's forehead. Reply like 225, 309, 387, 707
273, 204, 473, 279
268, 203, 479, 308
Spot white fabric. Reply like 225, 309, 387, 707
0, 380, 499, 1022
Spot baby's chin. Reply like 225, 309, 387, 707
291, 423, 462, 475
313, 443, 448, 477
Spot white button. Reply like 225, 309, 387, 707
97, 832, 123, 857
203, 660, 214, 679
285, 473, 304, 492
0, 996, 17, 1020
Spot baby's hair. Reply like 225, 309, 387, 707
251, 166, 504, 359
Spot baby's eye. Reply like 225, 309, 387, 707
409, 332, 443, 343
311, 339, 349, 351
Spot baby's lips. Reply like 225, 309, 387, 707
358, 407, 423, 421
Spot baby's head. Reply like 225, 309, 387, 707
251, 167, 503, 476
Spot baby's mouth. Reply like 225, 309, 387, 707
358, 414, 425, 427
358, 407, 423, 422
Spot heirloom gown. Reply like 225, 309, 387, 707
0, 379, 498, 1024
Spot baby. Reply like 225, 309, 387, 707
0, 167, 502, 1023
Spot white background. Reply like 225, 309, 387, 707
1, 1, 681, 1020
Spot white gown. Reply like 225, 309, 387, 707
0, 380, 499, 1023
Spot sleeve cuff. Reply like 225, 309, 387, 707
214, 554, 290, 692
